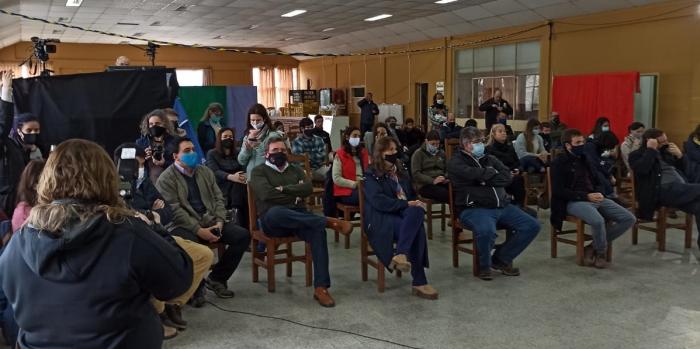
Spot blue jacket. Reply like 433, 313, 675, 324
358, 99, 378, 126
197, 121, 217, 154
684, 135, 700, 183
362, 166, 428, 269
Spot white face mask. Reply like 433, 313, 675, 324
251, 122, 264, 130
437, 99, 444, 105
348, 137, 361, 147
137, 167, 145, 180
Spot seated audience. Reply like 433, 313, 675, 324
464, 119, 478, 128
397, 118, 426, 150
540, 122, 552, 152
272, 120, 286, 134
11, 160, 44, 233
448, 127, 540, 280
312, 115, 332, 152
514, 118, 549, 173
496, 112, 515, 142
238, 103, 286, 178
207, 128, 249, 227
621, 122, 645, 173
589, 116, 611, 140
0, 139, 192, 348
364, 137, 437, 299
364, 122, 389, 155
549, 112, 567, 148
292, 118, 330, 181
630, 128, 700, 248
248, 137, 352, 307
411, 130, 448, 203
551, 129, 635, 268
583, 131, 619, 197
135, 109, 177, 183
486, 124, 526, 207
385, 116, 403, 147
332, 126, 368, 206
157, 138, 251, 301
440, 113, 462, 141
683, 124, 700, 183
198, 102, 225, 154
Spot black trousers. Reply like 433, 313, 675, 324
418, 184, 449, 204
506, 175, 526, 207
659, 182, 700, 239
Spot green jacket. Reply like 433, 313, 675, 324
248, 163, 312, 217
156, 164, 226, 233
410, 144, 447, 191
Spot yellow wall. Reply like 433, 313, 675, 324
0, 42, 298, 85
300, 1, 700, 142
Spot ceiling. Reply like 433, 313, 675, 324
0, 0, 670, 56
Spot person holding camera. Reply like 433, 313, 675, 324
157, 138, 250, 301
136, 109, 177, 184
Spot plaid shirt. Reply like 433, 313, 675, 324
292, 135, 327, 169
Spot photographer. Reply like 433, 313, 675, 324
136, 109, 177, 184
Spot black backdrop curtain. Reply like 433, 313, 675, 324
11, 69, 178, 154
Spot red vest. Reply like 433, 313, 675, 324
333, 147, 368, 197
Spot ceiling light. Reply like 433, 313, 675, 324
283, 37, 295, 41
364, 14, 392, 22
322, 27, 335, 32
116, 22, 139, 26
65, 0, 83, 7
281, 10, 306, 17
247, 24, 259, 30
435, 0, 458, 4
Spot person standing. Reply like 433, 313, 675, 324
428, 92, 449, 130
135, 109, 177, 184
358, 93, 379, 135
198, 102, 225, 154
479, 89, 513, 132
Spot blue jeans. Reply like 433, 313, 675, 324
519, 155, 545, 173
459, 204, 540, 269
261, 206, 330, 288
566, 199, 637, 254
390, 206, 429, 286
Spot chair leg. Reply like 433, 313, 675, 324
361, 234, 368, 281
267, 241, 276, 293
452, 229, 459, 268
344, 234, 350, 249
305, 243, 312, 287
657, 209, 667, 252
632, 220, 639, 245
575, 220, 585, 266
550, 225, 558, 258
472, 240, 480, 277
426, 205, 433, 240
441, 204, 447, 231
252, 238, 259, 283
335, 231, 339, 243
377, 261, 385, 293
606, 244, 612, 262
286, 242, 293, 277
685, 214, 694, 249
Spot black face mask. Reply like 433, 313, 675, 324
268, 152, 288, 167
659, 144, 669, 152
222, 139, 235, 149
149, 126, 166, 138
389, 123, 397, 129
384, 153, 399, 164
21, 132, 38, 145
303, 129, 315, 138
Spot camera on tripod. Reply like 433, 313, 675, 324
31, 37, 59, 62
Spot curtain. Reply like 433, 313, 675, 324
257, 67, 275, 109
276, 67, 294, 110
202, 68, 213, 86
552, 72, 639, 140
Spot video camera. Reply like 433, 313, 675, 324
116, 147, 138, 200
31, 37, 59, 62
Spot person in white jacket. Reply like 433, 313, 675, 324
513, 118, 549, 173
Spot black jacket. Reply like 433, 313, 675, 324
684, 135, 700, 183
358, 99, 379, 126
128, 175, 174, 226
550, 152, 606, 230
447, 151, 512, 215
0, 212, 192, 349
206, 149, 247, 208
0, 101, 29, 216
629, 146, 687, 220
479, 98, 513, 130
486, 141, 519, 170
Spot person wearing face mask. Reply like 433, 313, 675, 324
583, 131, 619, 198
552, 129, 636, 268
439, 113, 463, 141
249, 137, 352, 307
332, 127, 368, 206
206, 128, 248, 228
411, 131, 448, 204
428, 92, 449, 130
238, 103, 287, 178
198, 102, 225, 154
495, 112, 515, 142
291, 118, 330, 181
630, 128, 700, 248
684, 124, 700, 183
549, 112, 567, 148
0, 71, 45, 216
397, 118, 426, 150
135, 109, 177, 184
620, 122, 645, 173
514, 119, 549, 173
157, 138, 251, 302
540, 122, 552, 152
479, 89, 513, 132
589, 116, 611, 140
448, 127, 540, 280
364, 122, 389, 156
486, 124, 525, 207
363, 136, 437, 299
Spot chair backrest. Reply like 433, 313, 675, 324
448, 182, 457, 226
246, 184, 258, 231
444, 138, 460, 160
358, 180, 366, 231
628, 169, 639, 211
288, 153, 312, 180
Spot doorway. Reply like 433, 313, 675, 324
634, 74, 658, 127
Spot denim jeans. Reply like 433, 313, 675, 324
459, 204, 540, 269
566, 198, 636, 254
519, 155, 546, 173
390, 206, 429, 286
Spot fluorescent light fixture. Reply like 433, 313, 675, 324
322, 27, 335, 32
66, 0, 83, 6
435, 0, 458, 4
281, 10, 306, 17
364, 14, 392, 22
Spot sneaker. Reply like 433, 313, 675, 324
412, 284, 439, 300
389, 254, 411, 273
583, 245, 595, 266
593, 253, 609, 269
206, 277, 235, 298
165, 304, 187, 329
491, 262, 520, 276
477, 270, 493, 281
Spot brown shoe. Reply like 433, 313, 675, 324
326, 217, 352, 235
163, 324, 178, 340
389, 254, 411, 273
583, 245, 595, 266
313, 287, 336, 307
593, 253, 609, 269
412, 284, 439, 300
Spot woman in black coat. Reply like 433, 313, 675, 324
362, 136, 437, 300
206, 127, 248, 228
486, 124, 526, 207
684, 124, 700, 183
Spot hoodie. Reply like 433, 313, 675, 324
0, 211, 193, 349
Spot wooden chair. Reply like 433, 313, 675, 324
358, 180, 401, 292
629, 171, 693, 251
247, 185, 312, 292
547, 168, 612, 265
447, 182, 481, 276
206, 242, 226, 269
287, 153, 324, 210
335, 203, 360, 249
420, 198, 447, 240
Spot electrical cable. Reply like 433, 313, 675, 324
554, 1, 698, 26
205, 300, 423, 349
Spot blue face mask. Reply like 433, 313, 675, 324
601, 126, 610, 132
180, 152, 199, 168
471, 142, 485, 159
426, 143, 438, 155
532, 128, 541, 136
211, 114, 223, 123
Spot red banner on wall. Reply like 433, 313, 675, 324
552, 72, 640, 141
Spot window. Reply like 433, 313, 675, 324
176, 69, 205, 86
252, 67, 298, 109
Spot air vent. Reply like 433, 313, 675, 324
117, 22, 139, 26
